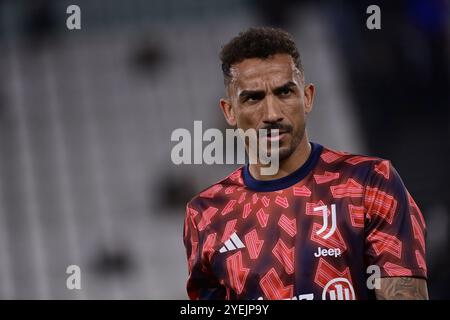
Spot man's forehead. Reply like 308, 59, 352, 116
229, 54, 299, 90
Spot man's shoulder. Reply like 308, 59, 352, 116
187, 166, 245, 210
317, 144, 397, 187
319, 144, 390, 169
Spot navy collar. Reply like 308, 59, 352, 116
243, 142, 323, 192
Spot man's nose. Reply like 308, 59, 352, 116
263, 94, 283, 124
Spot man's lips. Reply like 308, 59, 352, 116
264, 131, 288, 141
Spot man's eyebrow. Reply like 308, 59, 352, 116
238, 89, 265, 99
238, 81, 297, 99
273, 81, 297, 93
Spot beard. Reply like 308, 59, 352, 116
274, 122, 306, 162
247, 121, 306, 164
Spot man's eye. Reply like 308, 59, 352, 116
244, 94, 263, 102
280, 88, 292, 96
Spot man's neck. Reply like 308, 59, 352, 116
249, 136, 311, 181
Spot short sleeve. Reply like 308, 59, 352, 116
183, 203, 225, 299
364, 160, 427, 279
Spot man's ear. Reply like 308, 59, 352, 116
220, 98, 237, 126
303, 83, 315, 114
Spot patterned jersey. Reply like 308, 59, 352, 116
183, 142, 427, 300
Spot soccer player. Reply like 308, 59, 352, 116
183, 27, 428, 300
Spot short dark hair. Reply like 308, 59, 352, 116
220, 27, 303, 86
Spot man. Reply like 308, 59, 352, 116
183, 27, 428, 300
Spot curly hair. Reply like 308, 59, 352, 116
220, 27, 304, 86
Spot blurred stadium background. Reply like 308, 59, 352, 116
0, 0, 448, 299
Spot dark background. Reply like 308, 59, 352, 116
0, 0, 448, 299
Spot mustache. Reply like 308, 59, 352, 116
258, 123, 293, 135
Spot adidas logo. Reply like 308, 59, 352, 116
219, 232, 245, 253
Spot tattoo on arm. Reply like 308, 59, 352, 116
375, 277, 429, 300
